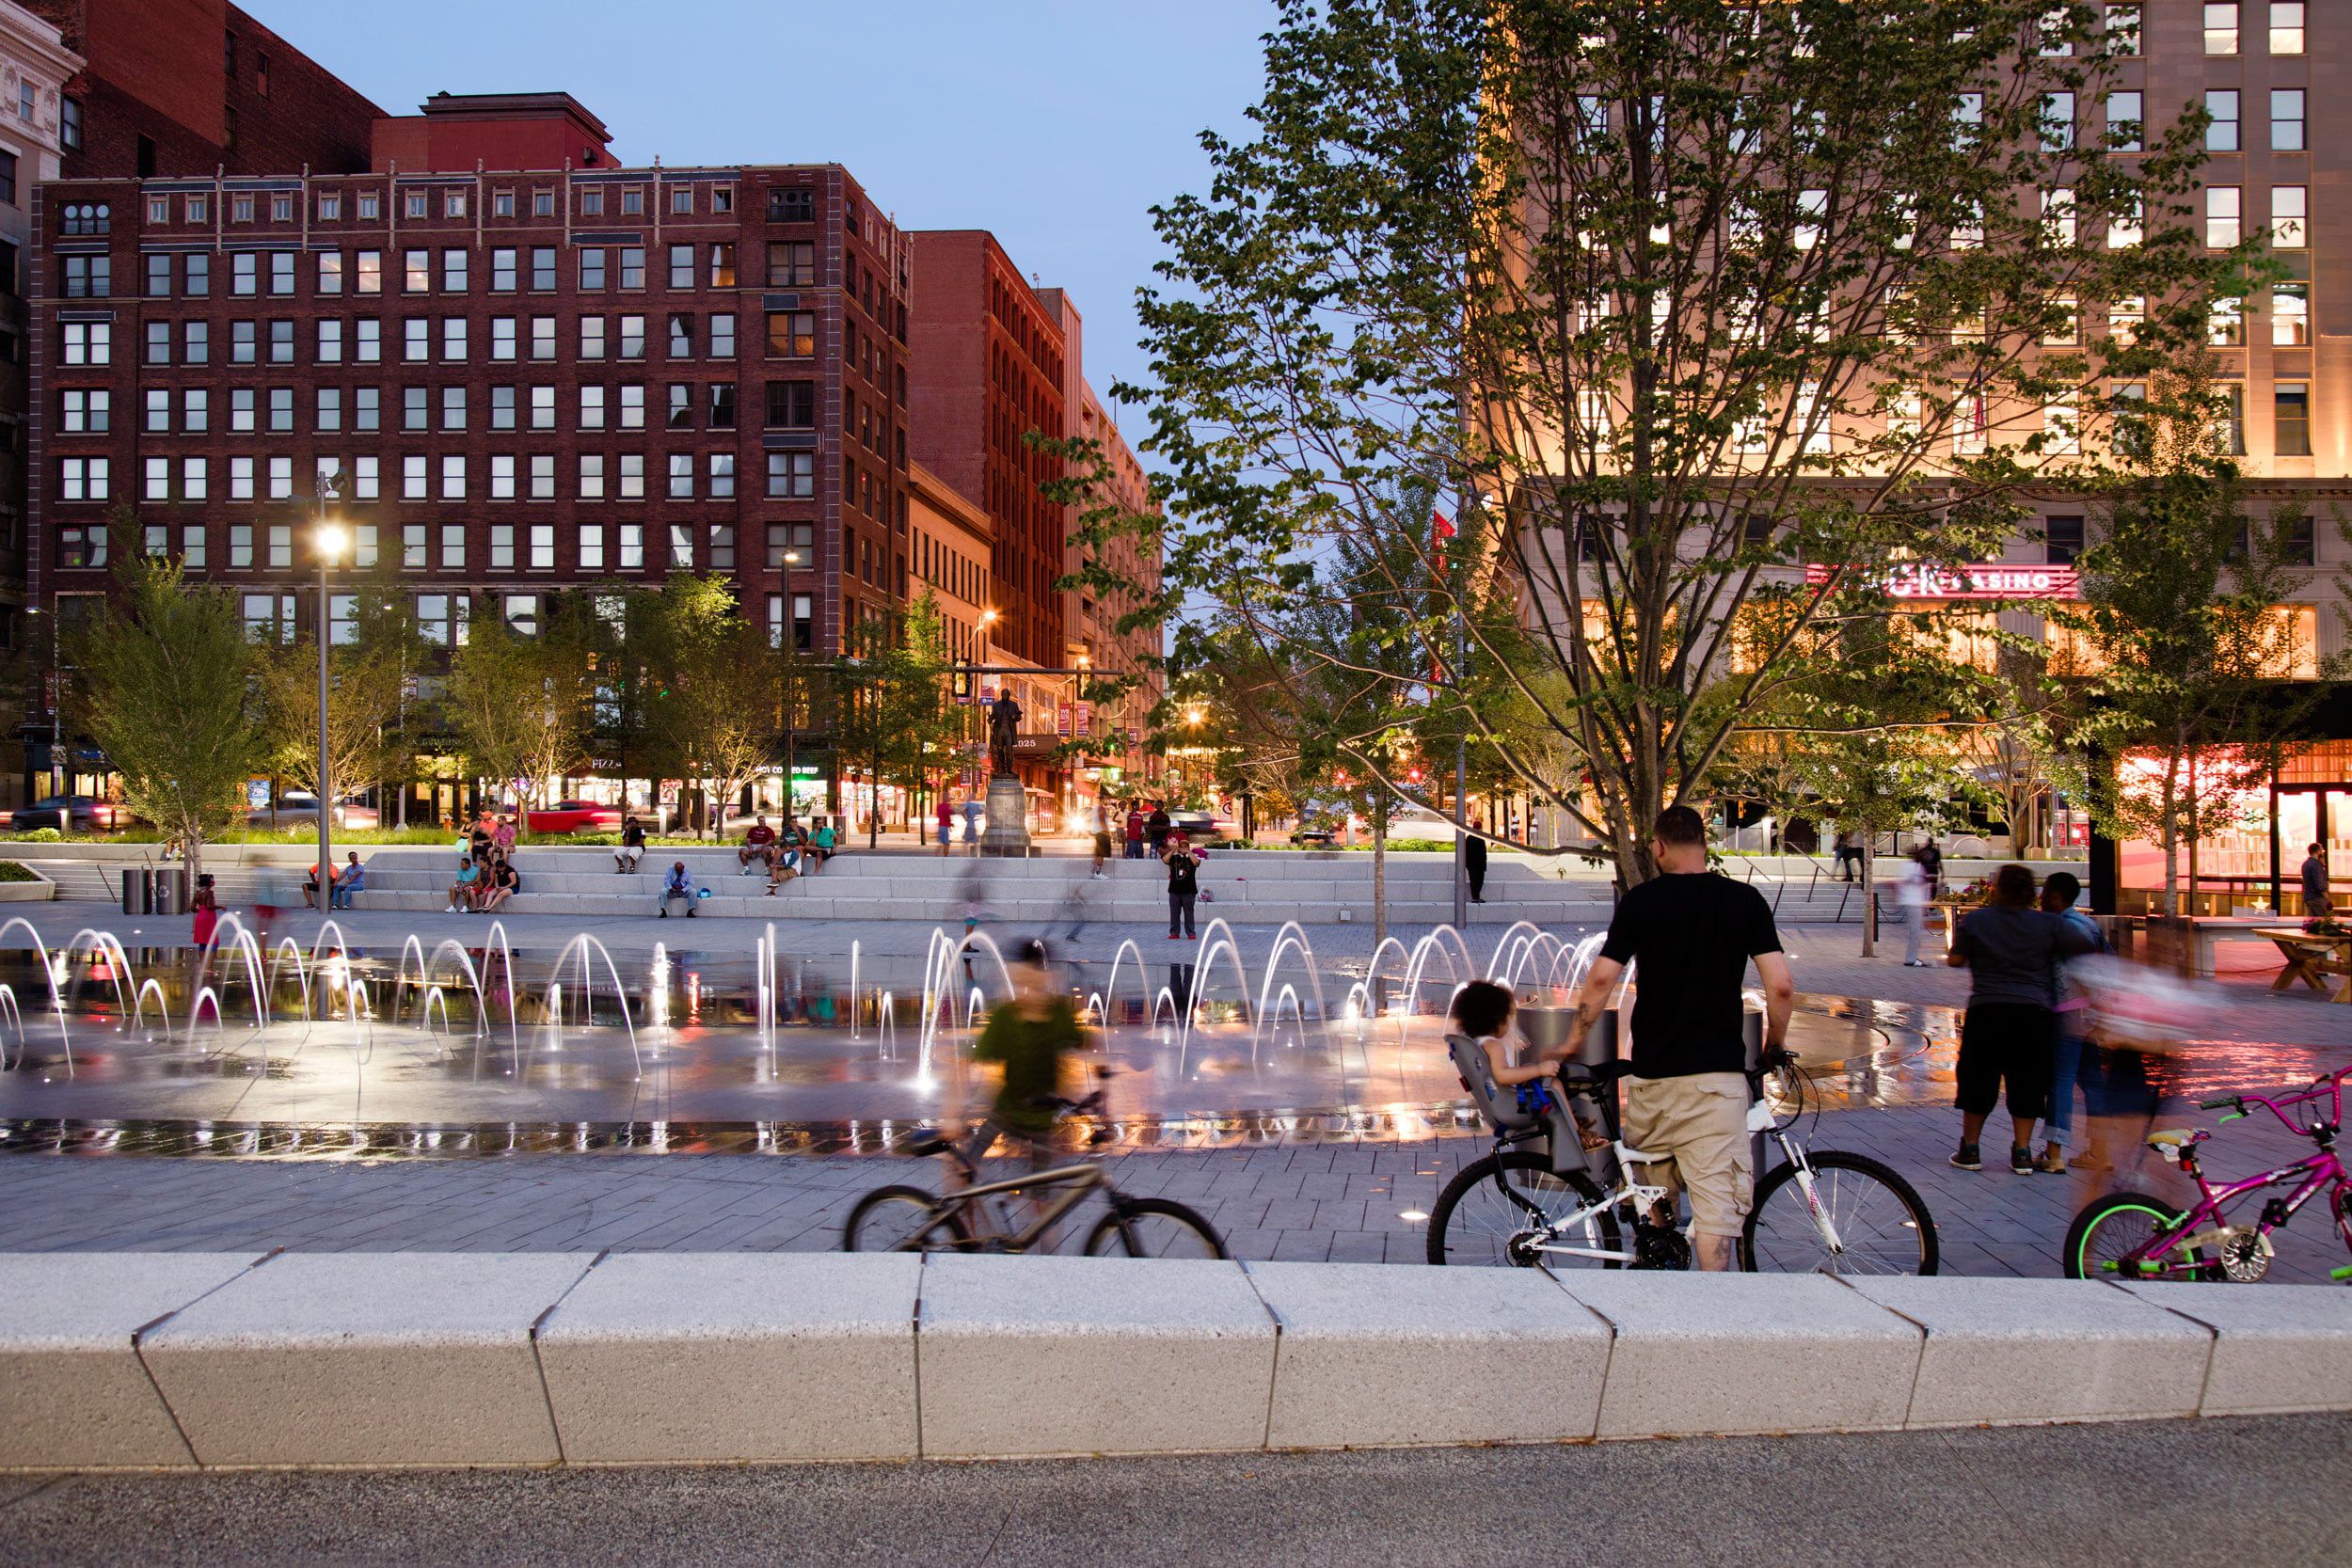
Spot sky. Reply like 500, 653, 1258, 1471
258, 0, 1279, 442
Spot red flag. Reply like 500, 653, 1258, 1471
1433, 510, 1456, 540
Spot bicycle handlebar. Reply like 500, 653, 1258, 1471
2199, 1094, 2244, 1112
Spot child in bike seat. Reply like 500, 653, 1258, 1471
1446, 980, 1609, 1154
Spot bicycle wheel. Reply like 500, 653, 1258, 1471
1742, 1151, 1939, 1275
841, 1183, 976, 1253
1426, 1149, 1622, 1267
2062, 1190, 2219, 1281
1083, 1197, 1228, 1259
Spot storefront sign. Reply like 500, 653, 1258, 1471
1804, 562, 2079, 600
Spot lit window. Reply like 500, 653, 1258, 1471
2210, 296, 2245, 346
2207, 186, 2241, 247
2271, 185, 2307, 248
2273, 282, 2309, 345
2205, 2, 2239, 55
2276, 382, 2312, 456
2271, 2, 2304, 55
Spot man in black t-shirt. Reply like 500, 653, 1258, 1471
1571, 805, 1795, 1271
1164, 833, 1200, 940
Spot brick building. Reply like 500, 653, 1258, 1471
31, 92, 912, 691
24, 0, 378, 180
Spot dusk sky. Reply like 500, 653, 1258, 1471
262, 0, 1279, 450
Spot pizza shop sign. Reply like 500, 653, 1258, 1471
1803, 563, 2079, 601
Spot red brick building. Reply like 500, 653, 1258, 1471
31, 92, 911, 668
906, 230, 1066, 670
24, 0, 379, 179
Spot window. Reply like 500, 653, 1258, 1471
404, 191, 426, 220
402, 454, 427, 499
2276, 382, 2312, 456
769, 309, 816, 356
580, 454, 606, 499
230, 457, 254, 499
441, 385, 467, 431
2107, 194, 2144, 249
490, 454, 516, 499
267, 457, 292, 499
317, 387, 342, 430
2272, 1, 2305, 54
580, 385, 606, 429
2206, 2, 2239, 55
445, 190, 467, 219
579, 524, 605, 570
60, 201, 106, 235
767, 451, 815, 498
183, 461, 206, 504
441, 454, 466, 499
491, 386, 516, 430
618, 247, 644, 289
317, 192, 342, 220
619, 383, 644, 429
229, 526, 252, 569
489, 248, 517, 292
185, 253, 209, 296
710, 243, 736, 286
530, 453, 554, 499
2220, 383, 2247, 453
61, 322, 108, 364
441, 248, 468, 293
766, 381, 816, 429
619, 525, 644, 570
668, 453, 693, 499
232, 388, 258, 432
231, 252, 258, 294
530, 385, 554, 429
668, 384, 693, 428
620, 186, 643, 218
769, 187, 815, 223
713, 186, 733, 215
2041, 92, 2074, 151
2274, 283, 2309, 344
669, 313, 693, 357
404, 248, 429, 293
711, 312, 737, 356
61, 388, 109, 433
531, 525, 555, 570
441, 526, 465, 570
352, 453, 379, 497
767, 241, 816, 286
619, 454, 645, 499
669, 244, 694, 288
58, 457, 108, 500
2211, 296, 2245, 346
403, 318, 428, 361
2206, 89, 2239, 153
413, 593, 466, 650
357, 250, 382, 294
183, 388, 208, 430
267, 386, 293, 431
491, 317, 517, 360
580, 316, 606, 359
316, 251, 343, 294
143, 458, 170, 503
357, 191, 379, 220
2273, 88, 2305, 151
2281, 514, 2317, 566
61, 96, 80, 150
146, 253, 171, 297
61, 254, 109, 298
489, 526, 514, 570
709, 524, 735, 570
356, 318, 380, 362
531, 246, 556, 290
401, 526, 426, 570
2208, 186, 2241, 247
441, 316, 468, 360
619, 314, 645, 359
269, 252, 294, 294
402, 387, 427, 431
531, 316, 556, 359
243, 595, 298, 643
2042, 187, 2076, 247
710, 384, 737, 427
791, 594, 813, 650
709, 453, 736, 498
2272, 185, 2307, 248
580, 247, 607, 290
269, 319, 294, 362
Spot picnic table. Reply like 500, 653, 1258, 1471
2253, 926, 2352, 1003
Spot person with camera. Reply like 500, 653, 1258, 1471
1163, 832, 1201, 941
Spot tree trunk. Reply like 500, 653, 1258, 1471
2160, 746, 2182, 920
184, 827, 204, 886
1860, 832, 1877, 958
1372, 793, 1389, 948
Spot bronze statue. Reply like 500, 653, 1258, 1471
986, 691, 1023, 778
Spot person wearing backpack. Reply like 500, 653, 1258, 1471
2037, 870, 2106, 1174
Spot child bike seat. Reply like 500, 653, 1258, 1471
2144, 1128, 2197, 1148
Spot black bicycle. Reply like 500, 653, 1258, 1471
842, 1085, 1226, 1259
1427, 1053, 1939, 1274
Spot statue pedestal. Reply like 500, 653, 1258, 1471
980, 775, 1032, 858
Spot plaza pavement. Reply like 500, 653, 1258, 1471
1, 895, 2347, 1283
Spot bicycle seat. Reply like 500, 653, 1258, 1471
2145, 1128, 2199, 1149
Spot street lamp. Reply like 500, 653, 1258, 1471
314, 519, 346, 908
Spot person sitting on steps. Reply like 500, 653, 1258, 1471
657, 861, 697, 917
614, 814, 647, 874
738, 816, 777, 875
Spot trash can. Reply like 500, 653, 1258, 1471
119, 867, 152, 915
151, 868, 188, 917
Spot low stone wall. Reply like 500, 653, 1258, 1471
0, 1251, 2342, 1470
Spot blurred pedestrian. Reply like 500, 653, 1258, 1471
1947, 863, 2096, 1173
936, 796, 954, 857
1465, 823, 1488, 904
1897, 851, 1933, 966
2037, 870, 2106, 1174
191, 874, 219, 947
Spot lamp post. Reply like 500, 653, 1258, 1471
314, 518, 346, 910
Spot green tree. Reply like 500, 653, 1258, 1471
68, 557, 262, 879
1132, 0, 2238, 888
445, 598, 592, 828
632, 575, 782, 840
255, 566, 421, 816
833, 597, 959, 848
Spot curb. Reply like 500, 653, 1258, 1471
0, 1252, 2344, 1469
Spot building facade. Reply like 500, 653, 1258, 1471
31, 94, 911, 684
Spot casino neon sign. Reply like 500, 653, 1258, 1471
1803, 562, 2079, 600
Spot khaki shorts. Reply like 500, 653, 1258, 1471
1622, 1071, 1753, 1241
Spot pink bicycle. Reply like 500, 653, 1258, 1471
2063, 1061, 2352, 1284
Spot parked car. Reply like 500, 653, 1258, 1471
247, 793, 379, 830
1166, 808, 1233, 844
526, 800, 626, 835
5, 795, 127, 832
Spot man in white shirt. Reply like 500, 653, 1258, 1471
1897, 852, 1933, 966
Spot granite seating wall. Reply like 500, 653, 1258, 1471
0, 1251, 2344, 1469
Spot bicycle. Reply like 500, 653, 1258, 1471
1426, 1052, 1940, 1274
841, 1085, 1228, 1259
2062, 1061, 2352, 1284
